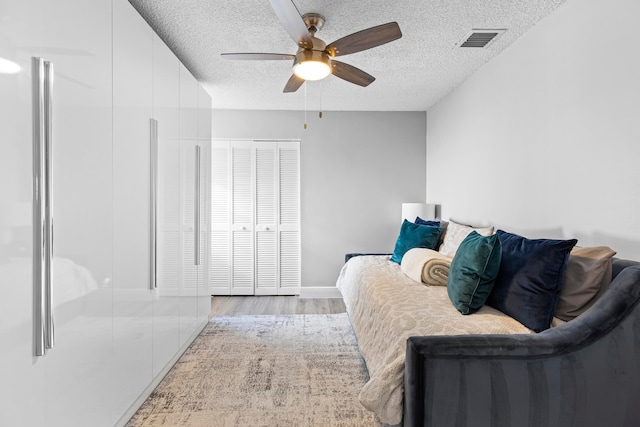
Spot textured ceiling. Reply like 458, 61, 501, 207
129, 0, 566, 111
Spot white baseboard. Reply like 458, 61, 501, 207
299, 287, 342, 299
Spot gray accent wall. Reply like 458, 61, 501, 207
426, 0, 640, 259
212, 109, 427, 288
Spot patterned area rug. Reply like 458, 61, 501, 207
127, 313, 382, 427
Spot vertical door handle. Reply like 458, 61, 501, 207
195, 145, 201, 266
149, 119, 158, 290
32, 57, 46, 357
43, 59, 54, 351
32, 56, 54, 356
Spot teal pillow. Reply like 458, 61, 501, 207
447, 231, 502, 314
390, 220, 442, 264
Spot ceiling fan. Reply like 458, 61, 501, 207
221, 0, 402, 93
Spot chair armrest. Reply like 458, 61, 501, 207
404, 264, 640, 427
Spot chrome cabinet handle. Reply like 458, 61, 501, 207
32, 56, 54, 356
32, 57, 46, 357
150, 119, 158, 290
44, 59, 54, 351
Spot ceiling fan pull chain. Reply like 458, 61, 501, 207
319, 80, 323, 119
304, 83, 307, 129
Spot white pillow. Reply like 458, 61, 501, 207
438, 220, 494, 257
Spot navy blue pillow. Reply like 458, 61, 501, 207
415, 217, 440, 227
416, 217, 448, 247
486, 230, 577, 332
390, 220, 442, 264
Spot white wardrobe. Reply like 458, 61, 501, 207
0, 1, 211, 426
211, 140, 301, 296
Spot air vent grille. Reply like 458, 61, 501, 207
458, 29, 506, 48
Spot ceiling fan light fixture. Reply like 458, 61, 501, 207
293, 50, 331, 81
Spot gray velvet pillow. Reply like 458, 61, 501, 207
554, 246, 616, 321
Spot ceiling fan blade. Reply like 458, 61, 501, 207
331, 60, 375, 87
221, 53, 295, 60
325, 22, 402, 57
283, 74, 305, 93
269, 0, 313, 49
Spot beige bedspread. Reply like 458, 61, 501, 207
336, 255, 532, 425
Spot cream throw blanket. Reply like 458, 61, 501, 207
400, 248, 451, 286
336, 255, 532, 425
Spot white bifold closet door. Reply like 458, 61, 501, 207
277, 142, 301, 295
210, 144, 231, 294
230, 142, 254, 295
210, 140, 300, 296
254, 143, 277, 294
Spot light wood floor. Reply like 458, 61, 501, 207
210, 296, 346, 316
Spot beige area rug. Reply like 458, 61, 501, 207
127, 313, 382, 427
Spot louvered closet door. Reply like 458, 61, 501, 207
209, 140, 300, 296
230, 142, 254, 295
278, 142, 301, 295
210, 142, 230, 294
255, 143, 278, 295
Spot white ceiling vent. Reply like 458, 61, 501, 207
457, 29, 506, 48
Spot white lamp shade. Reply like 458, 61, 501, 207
401, 203, 436, 223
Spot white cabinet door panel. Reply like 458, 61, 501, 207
152, 35, 180, 141
178, 68, 200, 345
152, 33, 183, 378
42, 0, 115, 424
197, 140, 211, 323
156, 136, 181, 375
0, 1, 45, 424
112, 0, 154, 416
180, 64, 199, 140
197, 84, 212, 320
158, 141, 182, 291
179, 138, 199, 347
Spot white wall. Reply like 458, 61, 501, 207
212, 109, 427, 288
426, 0, 640, 259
